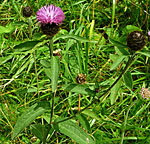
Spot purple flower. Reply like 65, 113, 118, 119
148, 31, 150, 36
36, 5, 65, 25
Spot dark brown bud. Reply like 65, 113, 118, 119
76, 74, 86, 84
40, 23, 60, 37
127, 31, 146, 51
22, 7, 33, 17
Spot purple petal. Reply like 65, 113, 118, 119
36, 5, 65, 24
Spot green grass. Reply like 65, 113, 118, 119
0, 0, 150, 143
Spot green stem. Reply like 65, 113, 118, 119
55, 54, 136, 124
42, 38, 54, 144
120, 101, 136, 144
28, 18, 32, 39
50, 92, 55, 124
42, 92, 55, 144
49, 38, 54, 58
85, 42, 89, 74
111, 0, 116, 29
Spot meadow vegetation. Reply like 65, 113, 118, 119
0, 0, 150, 143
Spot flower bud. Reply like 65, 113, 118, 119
40, 23, 60, 37
127, 31, 146, 51
22, 6, 33, 17
76, 74, 86, 84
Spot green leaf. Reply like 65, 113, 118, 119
0, 55, 13, 66
54, 118, 95, 144
109, 38, 129, 55
109, 38, 127, 49
123, 25, 142, 34
51, 56, 60, 92
12, 102, 50, 140
0, 24, 15, 34
137, 51, 150, 57
110, 55, 126, 70
63, 84, 96, 95
82, 109, 101, 121
40, 60, 51, 79
41, 57, 60, 92
94, 130, 111, 144
123, 71, 133, 90
54, 34, 97, 43
30, 124, 47, 141
110, 79, 121, 105
14, 41, 40, 52
40, 60, 51, 68
12, 21, 28, 26
76, 114, 91, 132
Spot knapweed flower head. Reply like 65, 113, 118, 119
76, 74, 86, 84
36, 5, 65, 37
36, 5, 65, 25
140, 88, 150, 99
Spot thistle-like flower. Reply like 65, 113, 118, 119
36, 5, 65, 24
36, 5, 65, 36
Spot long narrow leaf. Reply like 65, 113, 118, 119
14, 41, 40, 52
137, 51, 150, 57
109, 38, 129, 55
30, 124, 47, 141
51, 56, 60, 92
63, 84, 96, 95
40, 60, 51, 79
76, 114, 91, 132
110, 55, 126, 70
12, 102, 50, 139
123, 71, 133, 90
54, 118, 95, 144
110, 79, 121, 105
54, 34, 97, 43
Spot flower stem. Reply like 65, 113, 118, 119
50, 92, 56, 124
42, 91, 55, 144
28, 18, 32, 39
49, 38, 54, 58
55, 54, 136, 124
42, 38, 55, 144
